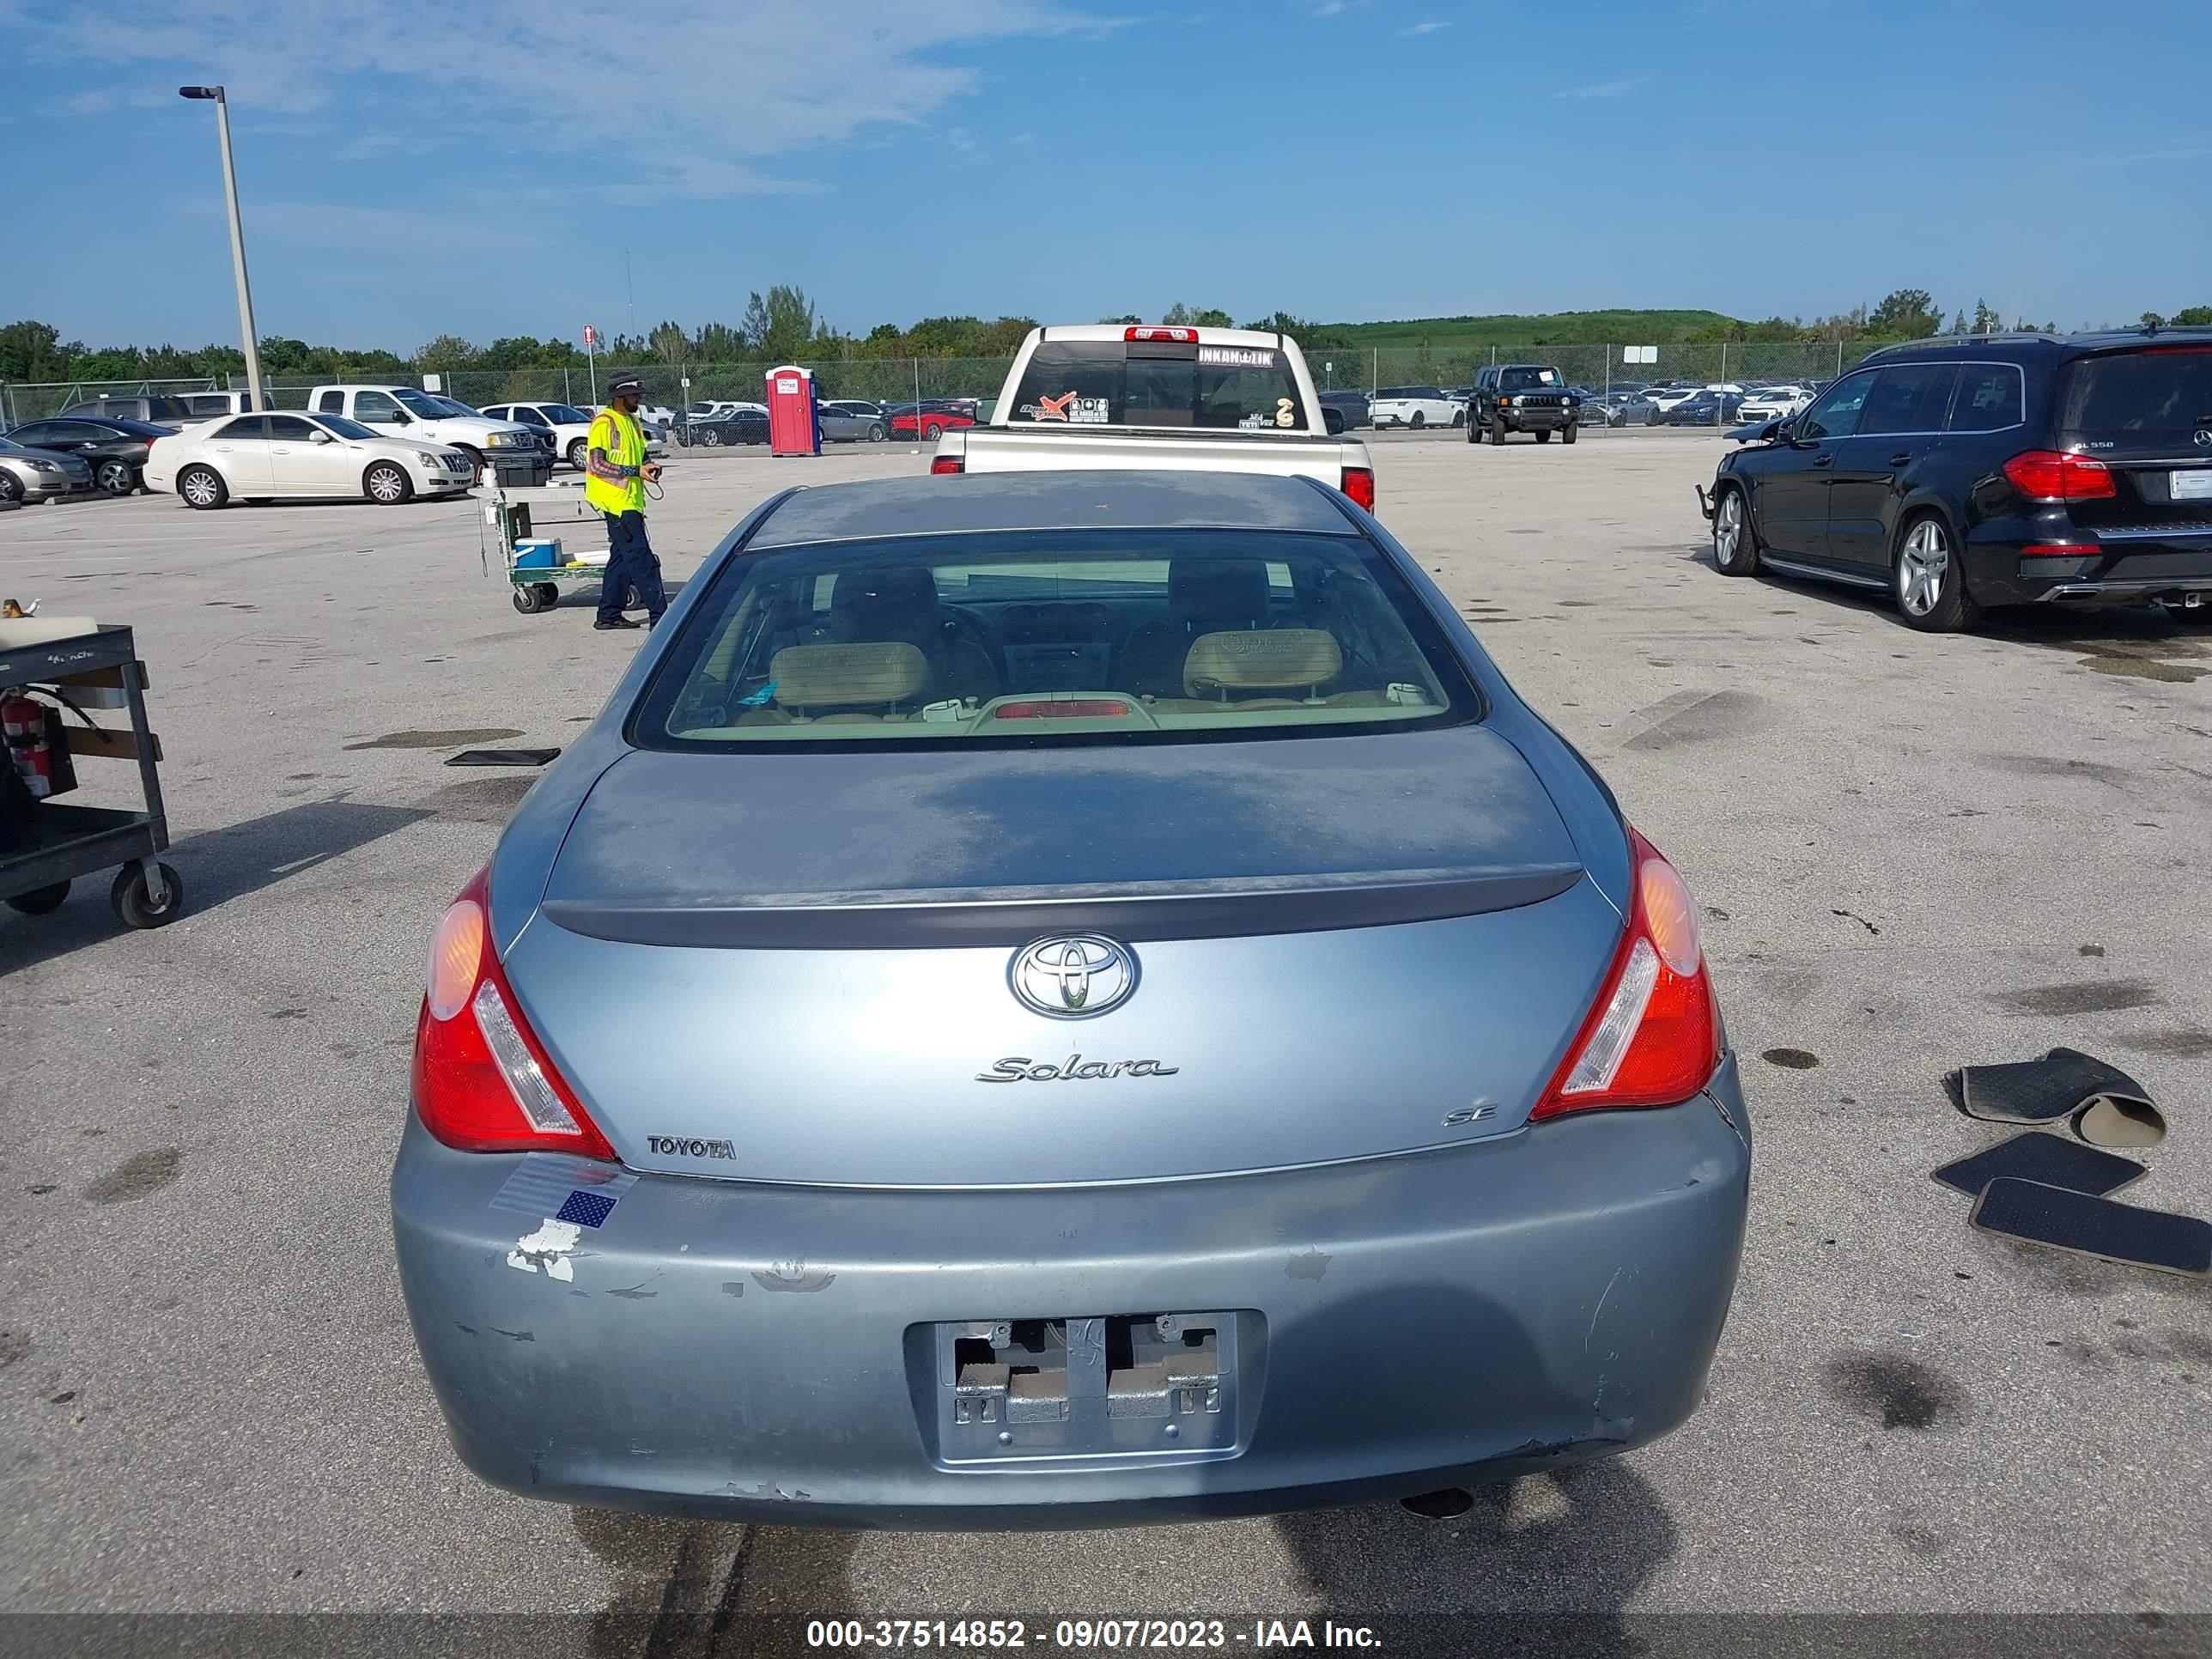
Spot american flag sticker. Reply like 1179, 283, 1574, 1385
489, 1153, 639, 1228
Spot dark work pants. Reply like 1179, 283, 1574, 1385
599, 509, 665, 623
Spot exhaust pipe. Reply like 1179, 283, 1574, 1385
1401, 1487, 1474, 1520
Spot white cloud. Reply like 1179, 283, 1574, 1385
1553, 76, 1647, 100
1396, 19, 1449, 35
1313, 1, 1347, 14
19, 0, 1114, 198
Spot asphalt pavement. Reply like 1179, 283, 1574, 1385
3, 428, 2208, 1651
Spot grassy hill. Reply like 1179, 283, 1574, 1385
1322, 310, 1738, 347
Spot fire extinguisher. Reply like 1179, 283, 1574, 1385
2, 694, 56, 799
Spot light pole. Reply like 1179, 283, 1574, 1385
179, 86, 264, 410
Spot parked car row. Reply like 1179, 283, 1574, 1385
0, 416, 173, 497
0, 384, 562, 508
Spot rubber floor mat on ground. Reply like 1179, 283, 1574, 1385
1931, 1131, 2146, 1200
445, 748, 562, 767
1970, 1177, 2212, 1278
1956, 1046, 2154, 1126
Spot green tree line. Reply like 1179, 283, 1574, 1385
9, 287, 2209, 387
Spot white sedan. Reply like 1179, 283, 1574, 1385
146, 410, 474, 508
1738, 386, 1813, 422
1368, 386, 1463, 429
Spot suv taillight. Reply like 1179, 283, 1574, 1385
412, 869, 615, 1158
1532, 830, 1720, 1120
2001, 449, 2116, 503
1340, 466, 1376, 511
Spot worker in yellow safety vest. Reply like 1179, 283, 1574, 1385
584, 374, 666, 630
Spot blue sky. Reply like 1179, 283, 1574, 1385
7, 0, 2209, 351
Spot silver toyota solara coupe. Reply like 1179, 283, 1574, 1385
392, 469, 1751, 1529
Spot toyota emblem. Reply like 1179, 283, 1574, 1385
1009, 935, 1137, 1018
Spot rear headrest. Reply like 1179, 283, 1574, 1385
830, 568, 939, 642
1183, 629, 1343, 694
1169, 559, 1271, 629
768, 642, 928, 708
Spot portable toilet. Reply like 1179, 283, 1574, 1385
766, 365, 819, 457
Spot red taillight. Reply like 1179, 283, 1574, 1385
1340, 466, 1376, 512
2021, 542, 2100, 556
1532, 830, 1720, 1121
2002, 449, 2115, 502
929, 455, 963, 476
411, 869, 616, 1159
1126, 326, 1199, 343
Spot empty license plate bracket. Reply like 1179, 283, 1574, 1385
918, 1311, 1256, 1468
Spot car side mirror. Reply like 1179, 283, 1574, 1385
390, 411, 411, 425
308, 430, 333, 445
1322, 405, 1346, 436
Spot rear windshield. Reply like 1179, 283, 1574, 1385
1005, 341, 1310, 431
633, 530, 1478, 750
2058, 348, 2212, 447
1499, 368, 1559, 390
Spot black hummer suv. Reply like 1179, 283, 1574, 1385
1468, 363, 1582, 446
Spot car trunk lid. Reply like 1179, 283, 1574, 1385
505, 729, 1625, 1187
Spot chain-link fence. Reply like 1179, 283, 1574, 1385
3, 341, 1887, 429
406, 343, 1875, 412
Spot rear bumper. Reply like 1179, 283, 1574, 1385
391, 1056, 1751, 1530
1962, 521, 2212, 607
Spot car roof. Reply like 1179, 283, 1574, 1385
40, 415, 158, 434
750, 469, 1357, 549
1032, 325, 1285, 349
1860, 326, 2212, 367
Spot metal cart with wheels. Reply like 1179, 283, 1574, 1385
477, 479, 611, 615
0, 623, 183, 929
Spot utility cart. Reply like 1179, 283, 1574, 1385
0, 623, 183, 928
477, 478, 611, 615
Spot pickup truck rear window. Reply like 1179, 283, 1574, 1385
634, 529, 1477, 750
2057, 347, 2212, 450
1006, 342, 1310, 432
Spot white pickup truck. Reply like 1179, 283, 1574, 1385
305, 386, 543, 467
931, 325, 1376, 512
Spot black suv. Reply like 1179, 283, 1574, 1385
1468, 363, 1581, 445
57, 395, 196, 425
1699, 330, 2212, 631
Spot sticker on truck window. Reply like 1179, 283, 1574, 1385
1022, 392, 1110, 423
1198, 345, 1279, 368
